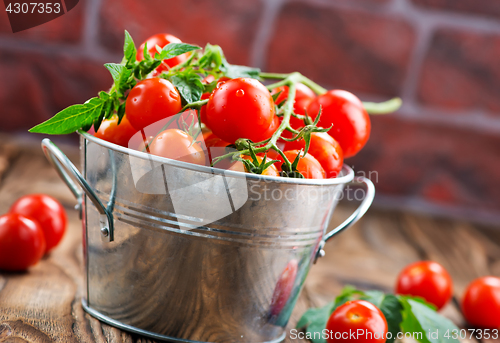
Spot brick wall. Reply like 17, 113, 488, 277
1, 0, 499, 223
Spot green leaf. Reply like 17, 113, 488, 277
123, 30, 137, 64
104, 63, 133, 97
171, 73, 204, 104
222, 64, 260, 79
296, 302, 336, 343
160, 42, 200, 60
29, 97, 104, 134
400, 297, 459, 343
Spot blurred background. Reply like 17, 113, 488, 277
0, 0, 499, 225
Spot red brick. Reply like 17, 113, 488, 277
348, 116, 500, 213
418, 29, 500, 114
0, 1, 83, 43
98, 0, 263, 66
412, 0, 500, 19
0, 51, 111, 132
266, 2, 415, 97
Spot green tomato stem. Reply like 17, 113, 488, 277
181, 99, 209, 112
363, 97, 402, 115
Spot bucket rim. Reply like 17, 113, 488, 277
79, 130, 355, 186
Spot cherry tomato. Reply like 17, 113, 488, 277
326, 300, 388, 343
308, 90, 370, 158
94, 115, 138, 148
148, 129, 205, 165
277, 150, 326, 179
270, 259, 298, 317
395, 261, 453, 310
461, 276, 500, 328
125, 78, 182, 131
0, 213, 46, 271
136, 33, 188, 73
285, 132, 343, 178
201, 131, 231, 166
273, 83, 316, 132
10, 194, 67, 254
205, 78, 276, 144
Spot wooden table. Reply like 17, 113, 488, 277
0, 134, 498, 343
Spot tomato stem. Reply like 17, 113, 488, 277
260, 72, 327, 95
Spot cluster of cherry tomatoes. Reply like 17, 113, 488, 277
325, 261, 500, 343
0, 194, 67, 271
94, 33, 371, 179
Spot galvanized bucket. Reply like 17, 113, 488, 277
41, 130, 375, 343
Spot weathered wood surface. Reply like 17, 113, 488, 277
0, 134, 498, 343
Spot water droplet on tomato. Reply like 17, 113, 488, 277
236, 89, 244, 97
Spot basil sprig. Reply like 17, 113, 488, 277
296, 286, 459, 343
29, 31, 200, 135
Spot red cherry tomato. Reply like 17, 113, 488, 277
148, 129, 205, 165
308, 90, 370, 158
94, 115, 138, 147
326, 300, 388, 343
396, 261, 453, 310
277, 150, 325, 179
136, 33, 188, 73
285, 132, 344, 178
0, 214, 46, 271
462, 276, 500, 328
200, 131, 231, 166
205, 78, 276, 144
270, 259, 298, 317
125, 78, 182, 131
10, 194, 67, 254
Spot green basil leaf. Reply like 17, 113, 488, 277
104, 63, 133, 97
222, 64, 260, 79
171, 73, 204, 105
296, 301, 336, 343
29, 97, 104, 135
160, 42, 200, 60
400, 297, 459, 343
123, 30, 137, 65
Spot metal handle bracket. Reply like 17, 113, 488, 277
41, 138, 114, 242
315, 176, 375, 262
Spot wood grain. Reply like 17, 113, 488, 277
0, 135, 498, 343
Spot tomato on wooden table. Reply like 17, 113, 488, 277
326, 300, 388, 343
10, 194, 67, 254
125, 78, 182, 131
94, 115, 137, 147
0, 214, 46, 271
308, 90, 370, 158
277, 150, 325, 179
461, 276, 500, 328
395, 261, 453, 310
148, 129, 205, 165
205, 78, 276, 144
137, 33, 188, 73
285, 132, 343, 178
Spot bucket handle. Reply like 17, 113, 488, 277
41, 139, 114, 242
315, 176, 375, 262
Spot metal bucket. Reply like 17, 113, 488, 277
41, 131, 375, 343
